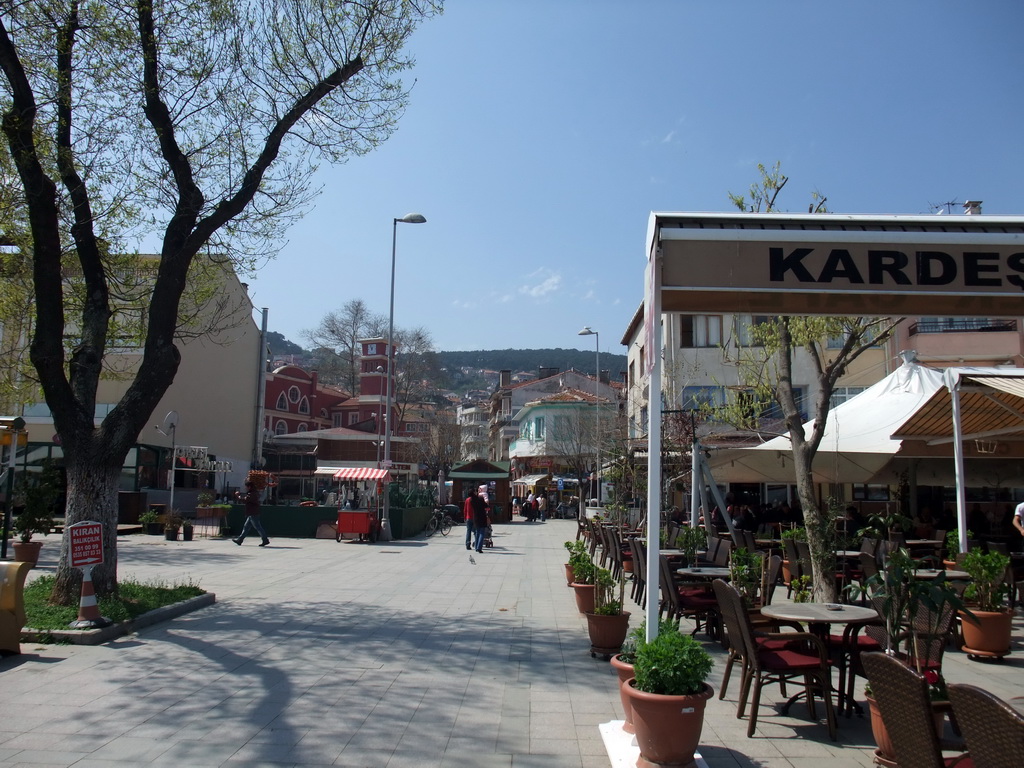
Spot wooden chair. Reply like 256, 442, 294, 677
948, 683, 1024, 768
659, 555, 718, 637
861, 652, 969, 768
712, 579, 837, 739
629, 537, 646, 605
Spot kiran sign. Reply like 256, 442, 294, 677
68, 521, 103, 568
651, 212, 1024, 317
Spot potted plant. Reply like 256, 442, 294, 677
943, 528, 973, 569
563, 540, 586, 585
11, 462, 60, 566
164, 513, 182, 541
958, 549, 1012, 659
780, 526, 806, 583
676, 524, 705, 570
139, 509, 162, 535
609, 619, 675, 735
568, 547, 597, 614
585, 566, 630, 659
623, 620, 714, 768
181, 518, 194, 541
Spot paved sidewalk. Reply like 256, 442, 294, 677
2, 520, 1022, 767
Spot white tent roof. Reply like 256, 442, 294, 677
709, 361, 945, 484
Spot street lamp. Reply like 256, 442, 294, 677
578, 326, 600, 505
154, 411, 179, 513
382, 213, 426, 538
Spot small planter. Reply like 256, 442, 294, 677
12, 540, 43, 567
625, 679, 713, 768
145, 522, 162, 535
164, 529, 179, 541
585, 611, 630, 659
571, 583, 595, 614
960, 608, 1013, 660
182, 527, 194, 542
564, 563, 575, 586
609, 654, 635, 733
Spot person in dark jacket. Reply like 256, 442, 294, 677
233, 481, 270, 547
470, 493, 490, 553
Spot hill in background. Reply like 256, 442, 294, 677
267, 335, 628, 399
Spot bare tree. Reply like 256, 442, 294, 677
0, 0, 440, 601
718, 163, 899, 601
305, 299, 385, 392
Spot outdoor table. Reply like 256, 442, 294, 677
760, 602, 879, 716
913, 568, 969, 580
675, 566, 731, 579
836, 550, 861, 559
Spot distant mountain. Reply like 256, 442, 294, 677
438, 349, 627, 379
266, 334, 628, 397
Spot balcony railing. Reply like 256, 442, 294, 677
908, 319, 1017, 335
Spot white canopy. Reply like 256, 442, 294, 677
709, 360, 944, 484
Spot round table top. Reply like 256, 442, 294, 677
761, 602, 878, 624
913, 568, 969, 580
905, 539, 943, 546
676, 566, 731, 578
836, 550, 862, 557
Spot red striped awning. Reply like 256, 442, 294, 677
332, 467, 390, 481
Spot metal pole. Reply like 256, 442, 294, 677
381, 219, 399, 540
168, 423, 176, 514
1, 421, 24, 560
594, 330, 600, 505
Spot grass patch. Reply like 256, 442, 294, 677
24, 575, 206, 632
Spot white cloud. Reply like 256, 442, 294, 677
518, 269, 562, 299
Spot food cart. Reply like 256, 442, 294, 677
331, 467, 390, 543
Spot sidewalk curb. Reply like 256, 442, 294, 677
21, 592, 216, 646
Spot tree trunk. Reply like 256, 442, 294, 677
50, 463, 121, 603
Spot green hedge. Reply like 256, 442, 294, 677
226, 505, 436, 540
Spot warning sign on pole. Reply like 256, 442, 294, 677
69, 521, 104, 568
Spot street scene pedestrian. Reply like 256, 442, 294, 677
463, 490, 476, 550
470, 492, 489, 553
233, 481, 270, 547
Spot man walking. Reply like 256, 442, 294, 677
234, 481, 270, 547
470, 491, 489, 553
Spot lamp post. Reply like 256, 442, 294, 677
578, 326, 600, 505
154, 413, 178, 513
382, 213, 426, 539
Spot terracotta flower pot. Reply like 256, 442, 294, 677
868, 695, 945, 767
960, 608, 1013, 659
12, 540, 43, 567
564, 563, 575, 586
571, 583, 595, 614
584, 611, 630, 659
609, 654, 635, 733
624, 679, 713, 768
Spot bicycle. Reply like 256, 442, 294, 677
425, 506, 455, 537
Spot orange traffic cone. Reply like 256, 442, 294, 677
69, 567, 111, 629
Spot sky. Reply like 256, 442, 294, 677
244, 1, 1024, 354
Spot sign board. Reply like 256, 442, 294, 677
651, 212, 1024, 317
69, 521, 103, 568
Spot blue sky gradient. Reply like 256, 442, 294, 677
246, 1, 1024, 353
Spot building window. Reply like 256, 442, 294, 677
534, 416, 545, 440
679, 315, 723, 347
275, 420, 287, 435
320, 408, 328, 417
735, 315, 771, 347
297, 423, 308, 432
276, 392, 288, 411
853, 484, 890, 501
288, 386, 301, 404
763, 387, 806, 421
298, 397, 310, 414
830, 386, 867, 408
680, 386, 725, 411
348, 413, 358, 425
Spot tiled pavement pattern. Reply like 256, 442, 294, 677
2, 520, 1022, 767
